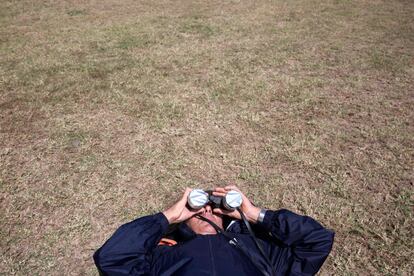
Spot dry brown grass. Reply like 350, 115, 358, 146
1, 0, 413, 275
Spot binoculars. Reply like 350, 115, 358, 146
187, 189, 243, 210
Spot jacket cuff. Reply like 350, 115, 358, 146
155, 212, 170, 234
257, 209, 280, 230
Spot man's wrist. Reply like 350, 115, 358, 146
162, 210, 175, 224
246, 206, 261, 223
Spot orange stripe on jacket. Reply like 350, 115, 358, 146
158, 238, 177, 246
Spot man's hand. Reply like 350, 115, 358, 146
162, 188, 204, 224
212, 185, 261, 223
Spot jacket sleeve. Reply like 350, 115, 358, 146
93, 212, 170, 276
258, 209, 334, 275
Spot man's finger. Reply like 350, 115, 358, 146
212, 191, 226, 197
225, 185, 240, 192
180, 188, 192, 202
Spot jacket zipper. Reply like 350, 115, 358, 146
208, 236, 217, 276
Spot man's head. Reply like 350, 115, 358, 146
186, 205, 223, 235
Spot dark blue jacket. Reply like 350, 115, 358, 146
94, 209, 334, 275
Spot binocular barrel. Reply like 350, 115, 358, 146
187, 189, 243, 210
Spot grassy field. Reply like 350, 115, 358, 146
1, 0, 413, 274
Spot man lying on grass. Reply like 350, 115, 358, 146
94, 186, 334, 276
